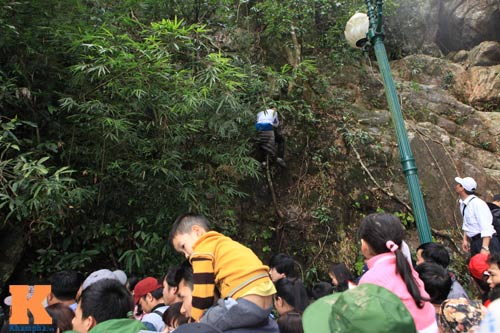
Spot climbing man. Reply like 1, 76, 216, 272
255, 106, 286, 168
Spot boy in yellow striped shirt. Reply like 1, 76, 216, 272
169, 214, 276, 331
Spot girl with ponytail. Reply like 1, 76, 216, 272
358, 213, 438, 333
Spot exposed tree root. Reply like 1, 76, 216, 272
431, 228, 462, 254
266, 154, 284, 219
352, 145, 413, 212
311, 224, 331, 267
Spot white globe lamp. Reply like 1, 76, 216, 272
344, 13, 369, 48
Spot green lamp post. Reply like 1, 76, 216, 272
344, 0, 432, 243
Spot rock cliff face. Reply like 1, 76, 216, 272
437, 0, 500, 53
336, 0, 500, 237
312, 52, 500, 234
386, 0, 500, 55
389, 54, 500, 229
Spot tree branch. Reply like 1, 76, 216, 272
352, 145, 413, 212
265, 154, 284, 219
431, 228, 462, 254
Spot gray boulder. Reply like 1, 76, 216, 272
436, 0, 500, 52
385, 0, 500, 55
385, 0, 442, 57
467, 41, 500, 66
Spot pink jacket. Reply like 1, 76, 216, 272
359, 253, 438, 333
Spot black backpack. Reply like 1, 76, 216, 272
488, 202, 500, 237
493, 208, 500, 237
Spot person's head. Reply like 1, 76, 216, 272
303, 284, 417, 333
81, 269, 128, 292
169, 214, 210, 258
47, 270, 83, 305
487, 252, 500, 290
72, 279, 133, 333
492, 194, 500, 206
126, 276, 139, 293
358, 213, 426, 309
309, 281, 334, 300
174, 261, 194, 318
439, 298, 486, 333
327, 262, 354, 292
455, 176, 477, 196
468, 253, 491, 294
415, 262, 452, 305
163, 266, 181, 306
133, 277, 163, 313
46, 303, 75, 333
358, 213, 405, 259
267, 101, 277, 110
162, 301, 191, 332
273, 278, 309, 316
415, 242, 450, 268
269, 253, 296, 282
277, 312, 303, 333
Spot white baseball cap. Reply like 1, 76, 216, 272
455, 177, 477, 192
4, 285, 35, 306
82, 269, 127, 291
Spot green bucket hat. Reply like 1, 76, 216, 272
303, 283, 417, 333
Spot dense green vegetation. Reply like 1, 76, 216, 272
1, 0, 373, 277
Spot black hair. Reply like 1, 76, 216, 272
464, 188, 476, 195
162, 302, 190, 328
277, 312, 303, 333
415, 262, 452, 304
492, 194, 500, 202
309, 281, 334, 300
487, 252, 500, 267
46, 303, 75, 332
472, 275, 490, 299
147, 287, 164, 301
174, 261, 194, 290
489, 285, 500, 302
135, 303, 143, 317
274, 278, 309, 314
269, 253, 296, 278
126, 276, 140, 292
327, 263, 354, 292
416, 242, 450, 268
163, 266, 178, 287
80, 279, 133, 324
49, 270, 83, 301
359, 213, 426, 309
169, 214, 211, 242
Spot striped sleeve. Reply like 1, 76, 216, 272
190, 255, 215, 321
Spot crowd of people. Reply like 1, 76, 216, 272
2, 177, 500, 333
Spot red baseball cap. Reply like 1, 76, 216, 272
133, 277, 162, 304
468, 253, 490, 280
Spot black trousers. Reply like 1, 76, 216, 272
470, 234, 500, 256
274, 128, 285, 159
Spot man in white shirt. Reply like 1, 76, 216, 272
255, 107, 285, 168
455, 176, 500, 256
